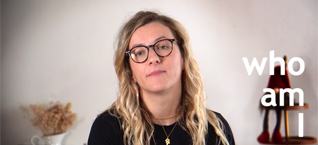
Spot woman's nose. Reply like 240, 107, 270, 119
147, 47, 161, 64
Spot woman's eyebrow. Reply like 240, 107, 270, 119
130, 36, 168, 48
153, 36, 167, 42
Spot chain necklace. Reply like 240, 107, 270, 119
161, 123, 178, 145
153, 113, 178, 120
153, 107, 181, 120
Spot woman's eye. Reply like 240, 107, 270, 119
134, 50, 145, 56
158, 45, 169, 50
136, 51, 143, 56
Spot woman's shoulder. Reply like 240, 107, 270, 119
92, 110, 122, 130
95, 110, 119, 121
207, 109, 235, 145
207, 110, 228, 124
211, 111, 227, 124
88, 110, 123, 145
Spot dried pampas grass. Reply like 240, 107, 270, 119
20, 101, 77, 136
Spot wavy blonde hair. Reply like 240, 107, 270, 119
110, 11, 229, 145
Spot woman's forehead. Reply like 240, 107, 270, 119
129, 22, 174, 48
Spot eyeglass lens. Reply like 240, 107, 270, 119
129, 39, 173, 63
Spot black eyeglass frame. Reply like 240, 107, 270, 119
125, 39, 176, 63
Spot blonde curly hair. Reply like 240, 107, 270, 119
109, 11, 229, 145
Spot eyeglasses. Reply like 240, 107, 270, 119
126, 39, 175, 63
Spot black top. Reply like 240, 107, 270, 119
88, 111, 235, 145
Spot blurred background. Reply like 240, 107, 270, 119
1, 0, 317, 144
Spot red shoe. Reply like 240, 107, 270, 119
272, 130, 283, 143
257, 131, 270, 143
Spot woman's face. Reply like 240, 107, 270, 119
128, 22, 184, 94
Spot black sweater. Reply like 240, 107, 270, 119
88, 111, 235, 145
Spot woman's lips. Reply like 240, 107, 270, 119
147, 70, 165, 77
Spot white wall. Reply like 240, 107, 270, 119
2, 0, 317, 145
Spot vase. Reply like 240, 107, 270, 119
30, 132, 67, 145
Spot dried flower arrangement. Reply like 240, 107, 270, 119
20, 101, 77, 136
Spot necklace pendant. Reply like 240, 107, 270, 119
165, 138, 170, 145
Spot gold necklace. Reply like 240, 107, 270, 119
153, 113, 178, 120
161, 123, 178, 145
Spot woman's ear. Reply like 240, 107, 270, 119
132, 74, 137, 83
180, 48, 185, 70
181, 58, 185, 70
182, 70, 187, 82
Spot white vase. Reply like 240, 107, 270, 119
30, 132, 67, 145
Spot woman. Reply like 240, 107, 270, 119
88, 11, 235, 145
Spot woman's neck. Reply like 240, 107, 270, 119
140, 88, 182, 125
